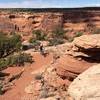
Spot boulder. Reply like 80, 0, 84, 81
55, 55, 93, 83
68, 34, 100, 58
46, 42, 73, 56
73, 34, 100, 50
68, 64, 100, 100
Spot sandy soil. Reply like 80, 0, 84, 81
0, 51, 97, 100
0, 52, 53, 100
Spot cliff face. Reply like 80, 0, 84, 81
0, 9, 100, 36
63, 11, 100, 32
0, 12, 63, 34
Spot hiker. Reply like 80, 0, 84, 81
40, 44, 44, 54
39, 44, 47, 57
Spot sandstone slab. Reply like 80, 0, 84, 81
68, 64, 100, 100
73, 34, 100, 50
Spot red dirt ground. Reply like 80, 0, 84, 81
0, 52, 53, 100
0, 51, 97, 100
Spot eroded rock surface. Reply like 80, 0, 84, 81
65, 34, 100, 60
24, 54, 94, 100
0, 9, 100, 39
73, 34, 100, 50
24, 34, 100, 99
68, 64, 100, 100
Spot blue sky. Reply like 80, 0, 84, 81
0, 0, 100, 8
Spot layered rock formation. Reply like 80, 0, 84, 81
24, 34, 100, 99
0, 12, 62, 34
0, 8, 100, 37
69, 34, 100, 59
68, 64, 100, 100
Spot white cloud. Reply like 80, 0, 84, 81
0, 0, 99, 8
0, 1, 43, 8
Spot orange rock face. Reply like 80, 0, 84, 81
0, 9, 100, 37
0, 12, 63, 34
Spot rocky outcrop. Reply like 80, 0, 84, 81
25, 63, 70, 99
24, 54, 94, 100
0, 12, 63, 34
73, 34, 100, 50
68, 64, 100, 100
0, 8, 100, 37
24, 34, 100, 99
70, 34, 100, 59
55, 55, 93, 80
46, 42, 73, 56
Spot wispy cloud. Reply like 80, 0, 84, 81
0, 1, 63, 8
0, 1, 41, 8
0, 0, 99, 8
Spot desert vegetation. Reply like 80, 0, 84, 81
0, 53, 33, 70
29, 27, 84, 47
48, 27, 66, 46
0, 33, 33, 95
29, 30, 46, 46
1, 8, 100, 100
0, 33, 33, 69
29, 28, 66, 46
32, 30, 46, 41
0, 34, 21, 58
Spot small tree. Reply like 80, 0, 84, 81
29, 38, 40, 49
0, 53, 33, 69
48, 27, 66, 46
52, 27, 65, 38
0, 33, 22, 58
48, 38, 64, 46
10, 34, 22, 51
32, 30, 46, 40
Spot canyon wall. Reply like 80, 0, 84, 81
0, 8, 100, 37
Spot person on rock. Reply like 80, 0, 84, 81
40, 44, 44, 55
39, 43, 47, 57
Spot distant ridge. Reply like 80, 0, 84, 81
0, 7, 100, 12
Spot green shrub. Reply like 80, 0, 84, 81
0, 33, 22, 58
74, 32, 83, 37
0, 59, 9, 70
65, 32, 83, 43
29, 37, 35, 43
32, 30, 46, 40
10, 34, 22, 51
52, 27, 65, 38
0, 53, 33, 70
8, 53, 33, 66
48, 38, 64, 46
29, 38, 40, 45
29, 38, 40, 50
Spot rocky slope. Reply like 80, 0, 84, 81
68, 64, 100, 100
1, 34, 100, 100
0, 8, 100, 37
24, 34, 100, 100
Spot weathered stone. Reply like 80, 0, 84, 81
68, 64, 100, 100
56, 55, 91, 77
25, 80, 42, 94
67, 34, 100, 58
73, 34, 100, 50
